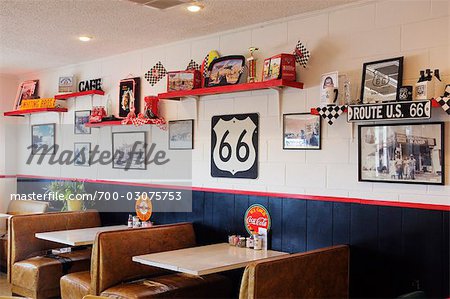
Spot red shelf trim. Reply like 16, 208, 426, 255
12, 174, 450, 212
158, 79, 304, 100
85, 119, 166, 128
310, 99, 441, 115
54, 89, 105, 100
3, 108, 68, 116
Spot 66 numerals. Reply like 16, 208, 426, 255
219, 130, 250, 163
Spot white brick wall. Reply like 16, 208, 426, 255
6, 0, 450, 206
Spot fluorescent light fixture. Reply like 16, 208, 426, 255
78, 36, 93, 42
187, 2, 203, 12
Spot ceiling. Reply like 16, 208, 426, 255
0, 0, 359, 76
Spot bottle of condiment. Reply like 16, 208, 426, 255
127, 214, 133, 228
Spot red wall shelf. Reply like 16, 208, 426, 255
85, 119, 166, 128
310, 99, 441, 115
158, 79, 304, 100
54, 89, 105, 100
3, 108, 68, 117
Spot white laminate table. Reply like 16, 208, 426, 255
0, 213, 12, 219
35, 225, 128, 246
132, 243, 288, 276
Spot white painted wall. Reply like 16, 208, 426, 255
7, 0, 450, 206
0, 75, 18, 212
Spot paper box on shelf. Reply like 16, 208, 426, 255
262, 53, 296, 82
167, 70, 201, 92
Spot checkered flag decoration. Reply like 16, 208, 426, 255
436, 97, 450, 114
435, 84, 450, 114
293, 40, 310, 68
202, 53, 210, 78
316, 105, 347, 125
186, 59, 200, 71
145, 61, 167, 86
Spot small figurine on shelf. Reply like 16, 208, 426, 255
247, 47, 259, 83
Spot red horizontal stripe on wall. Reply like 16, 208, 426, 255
0, 175, 17, 179
11, 174, 450, 212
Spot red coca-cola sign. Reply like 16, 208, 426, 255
244, 204, 271, 234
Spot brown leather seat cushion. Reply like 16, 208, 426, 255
100, 273, 232, 299
12, 249, 92, 297
0, 236, 7, 268
60, 270, 91, 299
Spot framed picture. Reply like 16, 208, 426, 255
206, 55, 245, 87
31, 123, 55, 155
14, 80, 39, 110
74, 143, 91, 167
169, 119, 194, 150
360, 57, 403, 104
112, 131, 146, 170
358, 122, 444, 185
320, 71, 338, 105
119, 77, 141, 118
283, 113, 321, 150
74, 110, 91, 134
58, 76, 75, 93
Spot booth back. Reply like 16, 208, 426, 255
7, 200, 49, 215
8, 210, 101, 282
240, 245, 349, 299
91, 222, 196, 294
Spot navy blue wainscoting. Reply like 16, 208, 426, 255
17, 178, 450, 298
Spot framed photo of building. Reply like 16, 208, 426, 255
283, 113, 321, 150
74, 110, 91, 134
112, 131, 146, 170
358, 122, 444, 185
31, 123, 55, 155
169, 119, 194, 150
74, 142, 90, 167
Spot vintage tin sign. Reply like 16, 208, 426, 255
244, 204, 271, 234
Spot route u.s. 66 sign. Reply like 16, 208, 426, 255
347, 100, 431, 122
211, 113, 258, 179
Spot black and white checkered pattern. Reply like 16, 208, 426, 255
293, 41, 310, 68
145, 61, 167, 86
202, 54, 210, 78
436, 97, 450, 115
186, 59, 200, 71
316, 105, 347, 125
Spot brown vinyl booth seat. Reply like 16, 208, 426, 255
60, 222, 232, 299
239, 245, 349, 299
0, 200, 49, 270
8, 210, 101, 299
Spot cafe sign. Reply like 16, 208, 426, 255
347, 100, 431, 122
244, 204, 271, 234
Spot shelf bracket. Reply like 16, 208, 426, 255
270, 87, 283, 125
180, 96, 200, 128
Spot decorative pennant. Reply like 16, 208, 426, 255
316, 105, 347, 125
293, 40, 310, 68
145, 61, 167, 86
186, 59, 200, 71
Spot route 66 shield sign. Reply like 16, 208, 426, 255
211, 113, 258, 179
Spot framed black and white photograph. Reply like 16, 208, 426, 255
320, 71, 339, 105
361, 57, 403, 104
74, 110, 91, 134
31, 123, 55, 155
283, 113, 321, 150
112, 131, 146, 170
359, 122, 444, 185
74, 142, 90, 167
169, 119, 194, 150
211, 113, 258, 179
